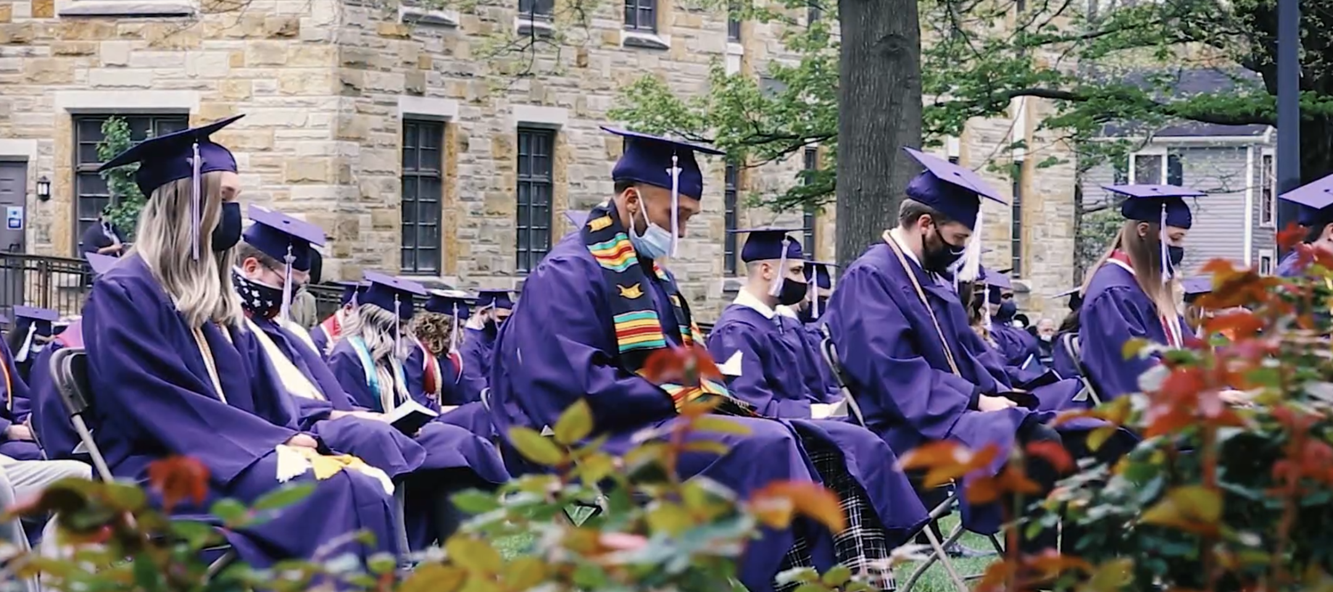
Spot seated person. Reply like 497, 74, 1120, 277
324, 273, 510, 549
706, 228, 929, 577
0, 453, 91, 592
490, 127, 891, 592
0, 334, 39, 461
86, 115, 399, 568
7, 307, 58, 385
824, 147, 1127, 551
310, 281, 366, 358
458, 289, 510, 386
983, 273, 1043, 371
416, 291, 486, 406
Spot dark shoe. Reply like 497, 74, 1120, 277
946, 542, 995, 558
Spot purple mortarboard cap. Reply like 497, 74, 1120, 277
903, 148, 1006, 231
85, 253, 118, 276
604, 127, 724, 258
425, 290, 473, 321
1105, 184, 1203, 229
334, 280, 365, 306
98, 115, 244, 198
362, 271, 426, 320
1278, 173, 1333, 227
1051, 286, 1084, 310
1183, 276, 1213, 298
476, 289, 514, 311
564, 211, 588, 229
14, 306, 59, 323
803, 260, 837, 290
243, 205, 326, 273
984, 271, 1013, 290
735, 228, 804, 263
1052, 286, 1080, 298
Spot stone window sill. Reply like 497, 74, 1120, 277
400, 5, 458, 27
58, 0, 194, 17
514, 15, 554, 38
621, 29, 670, 50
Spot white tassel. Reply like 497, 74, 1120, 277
449, 303, 460, 353
279, 245, 294, 323
957, 208, 984, 282
809, 267, 820, 317
768, 237, 789, 297
1159, 204, 1171, 283
668, 153, 681, 257
191, 142, 202, 261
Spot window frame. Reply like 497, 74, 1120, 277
400, 118, 446, 275
515, 126, 556, 275
1127, 147, 1184, 186
1258, 248, 1275, 275
724, 160, 739, 276
1011, 160, 1024, 277
518, 0, 554, 18
801, 147, 818, 257
72, 113, 189, 254
806, 0, 822, 25
1259, 149, 1276, 228
624, 0, 657, 32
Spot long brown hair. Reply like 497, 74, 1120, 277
1082, 219, 1179, 318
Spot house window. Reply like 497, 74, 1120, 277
802, 148, 818, 257
1011, 161, 1024, 277
724, 161, 739, 275
518, 0, 554, 18
1130, 149, 1184, 185
1258, 249, 1275, 275
1260, 153, 1275, 228
624, 0, 656, 31
73, 114, 188, 253
1113, 155, 1129, 185
516, 127, 555, 274
401, 119, 444, 275
727, 8, 741, 41
807, 0, 821, 25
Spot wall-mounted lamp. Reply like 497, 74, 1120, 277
36, 177, 51, 202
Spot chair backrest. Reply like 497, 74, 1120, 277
50, 347, 91, 418
818, 337, 868, 427
479, 387, 491, 413
1059, 333, 1103, 406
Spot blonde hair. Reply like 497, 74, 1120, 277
1081, 220, 1179, 318
409, 311, 454, 357
339, 303, 410, 412
127, 172, 242, 328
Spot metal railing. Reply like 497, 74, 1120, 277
0, 253, 95, 321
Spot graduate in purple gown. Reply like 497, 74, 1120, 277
824, 148, 1123, 549
706, 228, 929, 578
1078, 184, 1204, 402
983, 274, 1043, 371
87, 115, 399, 569
419, 291, 486, 405
6, 307, 58, 386
489, 127, 880, 592
459, 289, 510, 386
1048, 286, 1084, 381
1276, 174, 1333, 277
325, 273, 510, 550
311, 281, 366, 358
0, 330, 39, 461
794, 260, 841, 401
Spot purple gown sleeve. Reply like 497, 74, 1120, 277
326, 347, 379, 412
1078, 287, 1158, 401
84, 281, 295, 485
493, 254, 676, 432
829, 266, 980, 441
706, 323, 811, 418
309, 325, 330, 359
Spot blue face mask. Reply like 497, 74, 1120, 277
628, 197, 672, 260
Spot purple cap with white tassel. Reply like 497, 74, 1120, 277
242, 204, 326, 322
1104, 184, 1204, 283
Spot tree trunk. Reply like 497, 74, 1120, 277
834, 0, 923, 268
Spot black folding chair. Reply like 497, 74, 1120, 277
50, 347, 237, 578
1059, 333, 1102, 406
818, 336, 1000, 592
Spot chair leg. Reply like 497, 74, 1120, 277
204, 549, 237, 581
393, 486, 411, 568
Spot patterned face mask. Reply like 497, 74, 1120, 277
233, 268, 285, 319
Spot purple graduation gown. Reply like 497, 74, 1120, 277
1277, 249, 1302, 278
707, 303, 928, 543
309, 323, 332, 358
1051, 331, 1082, 381
990, 321, 1042, 370
28, 323, 83, 460
824, 243, 1099, 535
83, 255, 398, 567
489, 233, 845, 592
0, 339, 41, 460
249, 315, 426, 479
1078, 262, 1187, 402
458, 327, 495, 389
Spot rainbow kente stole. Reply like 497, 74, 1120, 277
581, 201, 731, 411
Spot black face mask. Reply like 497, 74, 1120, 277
922, 226, 967, 273
212, 202, 243, 252
233, 269, 283, 319
1167, 245, 1185, 268
777, 278, 809, 307
996, 300, 1018, 321
798, 297, 830, 323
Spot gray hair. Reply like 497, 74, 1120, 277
127, 172, 242, 328
338, 303, 410, 412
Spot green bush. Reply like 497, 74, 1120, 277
96, 117, 145, 241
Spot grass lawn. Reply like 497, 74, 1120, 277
490, 511, 996, 592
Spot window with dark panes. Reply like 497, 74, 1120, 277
802, 148, 818, 257
727, 3, 741, 41
516, 127, 555, 274
401, 119, 444, 275
806, 0, 821, 25
73, 114, 188, 253
724, 161, 739, 275
1166, 150, 1183, 186
1260, 154, 1275, 227
1011, 162, 1024, 276
519, 0, 553, 18
624, 0, 656, 31
1112, 155, 1129, 185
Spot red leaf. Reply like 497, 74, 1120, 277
1201, 311, 1264, 340
898, 442, 999, 488
1278, 223, 1305, 251
749, 480, 846, 534
148, 456, 209, 513
1025, 440, 1074, 473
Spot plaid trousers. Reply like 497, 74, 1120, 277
775, 440, 895, 592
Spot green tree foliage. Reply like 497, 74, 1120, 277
95, 117, 145, 240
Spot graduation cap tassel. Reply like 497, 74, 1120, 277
668, 153, 681, 258
392, 295, 401, 344
449, 303, 460, 353
1159, 204, 1171, 284
279, 245, 294, 323
810, 267, 820, 318
190, 142, 202, 261
958, 208, 984, 283
769, 237, 789, 298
